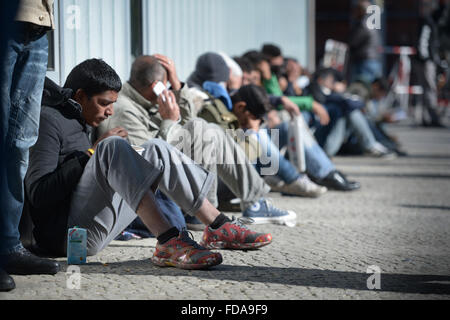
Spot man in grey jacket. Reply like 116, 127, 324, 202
98, 55, 297, 227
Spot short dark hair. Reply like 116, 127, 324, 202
261, 44, 282, 58
231, 84, 271, 119
314, 67, 337, 82
129, 55, 167, 89
233, 57, 255, 73
242, 50, 270, 65
64, 59, 122, 97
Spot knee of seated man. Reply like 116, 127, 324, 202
141, 137, 173, 151
96, 136, 130, 154
86, 243, 102, 256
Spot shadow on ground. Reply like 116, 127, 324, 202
399, 204, 450, 211
350, 172, 450, 180
67, 261, 450, 295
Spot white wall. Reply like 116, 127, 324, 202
50, 0, 132, 85
143, 0, 311, 82
49, 0, 312, 85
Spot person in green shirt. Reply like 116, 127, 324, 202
243, 49, 330, 125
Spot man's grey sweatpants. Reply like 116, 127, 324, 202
68, 136, 214, 256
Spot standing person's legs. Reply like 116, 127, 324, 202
0, 0, 20, 292
0, 31, 48, 255
0, 26, 59, 280
422, 60, 441, 126
350, 59, 382, 84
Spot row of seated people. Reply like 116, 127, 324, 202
22, 44, 402, 269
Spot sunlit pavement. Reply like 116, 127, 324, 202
2, 123, 450, 300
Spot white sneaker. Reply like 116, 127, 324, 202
279, 175, 327, 198
264, 175, 285, 192
366, 142, 397, 159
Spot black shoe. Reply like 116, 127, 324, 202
394, 149, 408, 157
0, 268, 15, 292
315, 171, 361, 191
430, 122, 446, 128
0, 247, 60, 275
423, 121, 446, 128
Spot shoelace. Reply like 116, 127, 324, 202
230, 216, 255, 229
179, 228, 206, 250
261, 198, 288, 215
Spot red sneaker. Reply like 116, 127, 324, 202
200, 217, 272, 250
151, 230, 222, 270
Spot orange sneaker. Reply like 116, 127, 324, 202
200, 217, 272, 250
151, 230, 222, 270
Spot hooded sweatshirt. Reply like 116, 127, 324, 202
24, 78, 92, 255
186, 52, 230, 89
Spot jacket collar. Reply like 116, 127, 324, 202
42, 77, 74, 108
42, 77, 90, 131
122, 82, 155, 111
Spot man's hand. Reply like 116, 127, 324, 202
333, 81, 347, 93
267, 110, 282, 129
92, 127, 128, 151
245, 116, 262, 132
158, 90, 180, 122
257, 60, 272, 81
154, 54, 181, 91
281, 96, 300, 117
312, 101, 330, 126
286, 59, 301, 83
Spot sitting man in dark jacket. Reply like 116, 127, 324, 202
304, 68, 394, 158
24, 59, 272, 269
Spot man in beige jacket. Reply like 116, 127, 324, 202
98, 55, 297, 230
0, 0, 59, 292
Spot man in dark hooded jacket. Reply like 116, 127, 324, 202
24, 58, 273, 269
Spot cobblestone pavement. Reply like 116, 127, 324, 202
1, 124, 450, 300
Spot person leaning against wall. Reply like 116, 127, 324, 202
0, 0, 60, 292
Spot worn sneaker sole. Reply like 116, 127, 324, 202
151, 254, 223, 270
244, 210, 297, 227
280, 186, 327, 198
201, 239, 272, 250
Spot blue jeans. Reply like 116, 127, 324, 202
122, 190, 187, 239
0, 29, 48, 255
274, 121, 335, 180
311, 105, 378, 157
253, 128, 300, 184
350, 59, 382, 84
